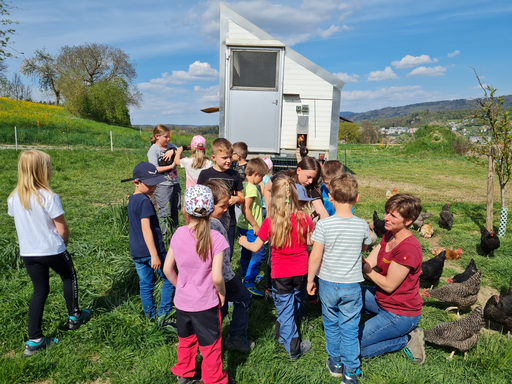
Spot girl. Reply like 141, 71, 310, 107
239, 177, 314, 360
7, 150, 90, 357
163, 185, 230, 384
147, 124, 181, 233
174, 135, 213, 189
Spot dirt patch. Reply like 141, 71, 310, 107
3, 350, 15, 358
423, 235, 441, 248
476, 285, 498, 308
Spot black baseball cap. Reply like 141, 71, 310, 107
121, 162, 167, 186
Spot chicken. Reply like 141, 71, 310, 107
440, 203, 454, 230
373, 211, 387, 238
422, 270, 482, 318
484, 277, 512, 334
420, 251, 446, 288
419, 222, 434, 238
480, 227, 500, 258
385, 188, 399, 199
424, 306, 484, 360
368, 223, 378, 246
430, 247, 463, 260
413, 212, 433, 229
447, 259, 478, 284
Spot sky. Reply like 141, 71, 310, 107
4, 0, 512, 125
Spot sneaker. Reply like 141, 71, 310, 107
246, 285, 264, 297
264, 289, 273, 301
326, 356, 343, 377
224, 334, 255, 353
342, 367, 363, 384
176, 376, 202, 384
254, 274, 264, 282
403, 327, 426, 365
23, 337, 58, 357
289, 340, 312, 361
162, 319, 178, 330
65, 309, 91, 330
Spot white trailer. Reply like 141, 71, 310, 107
218, 3, 345, 160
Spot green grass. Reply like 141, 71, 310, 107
1, 147, 512, 383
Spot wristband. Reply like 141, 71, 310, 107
237, 192, 244, 205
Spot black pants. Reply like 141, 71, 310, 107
23, 251, 80, 339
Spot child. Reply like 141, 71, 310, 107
163, 185, 230, 384
239, 177, 314, 360
147, 124, 181, 233
320, 160, 344, 216
259, 157, 273, 219
7, 150, 91, 357
197, 138, 243, 261
204, 180, 255, 352
238, 157, 269, 296
174, 135, 213, 189
123, 162, 175, 322
231, 141, 248, 181
307, 173, 371, 383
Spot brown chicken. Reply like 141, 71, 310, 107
422, 270, 482, 317
430, 247, 463, 260
385, 188, 399, 199
420, 222, 434, 238
424, 306, 484, 360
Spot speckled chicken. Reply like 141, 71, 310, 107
422, 270, 482, 317
373, 211, 387, 238
484, 277, 512, 333
480, 227, 500, 258
440, 203, 454, 230
424, 306, 484, 360
413, 212, 433, 229
420, 251, 446, 288
447, 259, 478, 284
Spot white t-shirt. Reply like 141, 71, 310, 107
7, 189, 66, 256
180, 157, 213, 189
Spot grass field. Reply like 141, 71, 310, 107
1, 144, 512, 383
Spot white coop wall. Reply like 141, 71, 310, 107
228, 20, 262, 41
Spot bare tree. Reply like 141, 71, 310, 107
359, 120, 378, 144
20, 48, 62, 105
0, 72, 31, 100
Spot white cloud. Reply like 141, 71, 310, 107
367, 67, 398, 82
317, 25, 340, 39
407, 66, 447, 77
333, 72, 359, 83
150, 62, 219, 85
391, 54, 438, 69
194, 85, 220, 103
447, 50, 460, 58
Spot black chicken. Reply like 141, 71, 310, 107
420, 251, 446, 288
373, 211, 387, 238
480, 227, 500, 258
447, 259, 478, 284
484, 277, 512, 333
440, 203, 453, 230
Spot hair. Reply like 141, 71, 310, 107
150, 124, 170, 145
245, 157, 269, 177
268, 177, 310, 248
191, 146, 209, 169
233, 142, 248, 159
204, 180, 230, 205
284, 157, 321, 197
385, 194, 423, 227
321, 160, 344, 180
211, 138, 233, 155
8, 150, 53, 210
186, 214, 214, 262
329, 173, 358, 204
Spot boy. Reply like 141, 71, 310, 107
231, 141, 248, 181
320, 160, 344, 216
197, 138, 243, 261
237, 158, 269, 296
205, 180, 255, 353
307, 173, 371, 384
124, 162, 175, 323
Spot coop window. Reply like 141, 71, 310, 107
231, 50, 279, 91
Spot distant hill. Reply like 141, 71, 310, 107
342, 95, 512, 122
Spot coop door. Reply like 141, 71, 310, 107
225, 48, 283, 153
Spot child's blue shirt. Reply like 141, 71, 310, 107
321, 184, 335, 216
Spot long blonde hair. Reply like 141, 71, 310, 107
8, 150, 53, 209
268, 176, 309, 248
187, 214, 214, 262
150, 124, 170, 145
191, 146, 209, 169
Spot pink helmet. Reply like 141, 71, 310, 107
263, 157, 273, 170
191, 135, 206, 149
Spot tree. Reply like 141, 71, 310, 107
0, 72, 31, 100
20, 48, 63, 105
470, 68, 512, 229
359, 120, 378, 144
339, 122, 360, 143
1, 1, 18, 60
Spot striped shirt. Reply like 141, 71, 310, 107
312, 215, 372, 284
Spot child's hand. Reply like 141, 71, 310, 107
162, 148, 176, 161
151, 255, 162, 270
218, 292, 226, 307
238, 235, 248, 248
362, 258, 373, 275
253, 224, 260, 236
229, 195, 239, 206
307, 281, 317, 295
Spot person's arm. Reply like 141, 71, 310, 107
163, 248, 178, 287
307, 241, 324, 295
141, 217, 161, 269
157, 163, 176, 174
365, 261, 411, 294
242, 197, 260, 235
362, 244, 369, 252
238, 236, 265, 253
229, 190, 243, 206
212, 251, 226, 306
259, 181, 265, 197
53, 214, 69, 246
364, 243, 381, 268
173, 146, 184, 166
312, 199, 329, 219
263, 179, 273, 212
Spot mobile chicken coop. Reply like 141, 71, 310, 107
218, 3, 346, 161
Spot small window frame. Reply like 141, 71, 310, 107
230, 49, 280, 92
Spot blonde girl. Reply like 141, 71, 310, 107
239, 176, 314, 360
147, 124, 181, 233
163, 185, 230, 384
174, 135, 213, 189
7, 150, 90, 357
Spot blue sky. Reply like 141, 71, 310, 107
5, 0, 512, 125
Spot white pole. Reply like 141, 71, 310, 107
139, 126, 142, 136
15, 126, 18, 150
110, 131, 113, 152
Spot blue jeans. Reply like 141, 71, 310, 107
133, 255, 175, 318
238, 227, 266, 286
359, 286, 420, 359
220, 276, 252, 337
319, 280, 362, 373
